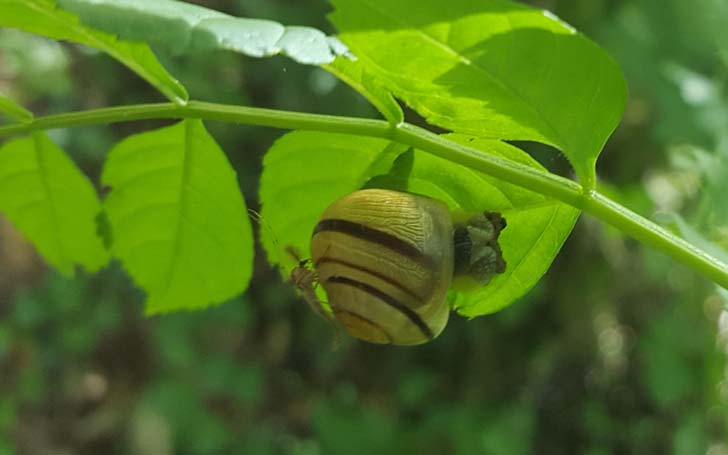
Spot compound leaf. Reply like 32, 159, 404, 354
259, 131, 579, 316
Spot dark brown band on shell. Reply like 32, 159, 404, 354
313, 218, 427, 265
333, 309, 393, 344
315, 256, 424, 302
326, 275, 434, 340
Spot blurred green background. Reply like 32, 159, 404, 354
1, 0, 728, 453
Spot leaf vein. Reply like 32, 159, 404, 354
32, 134, 67, 266
113, 201, 178, 231
159, 121, 193, 302
0, 167, 38, 186
110, 163, 182, 194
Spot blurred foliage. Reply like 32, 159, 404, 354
1, 0, 728, 454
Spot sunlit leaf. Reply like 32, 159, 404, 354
325, 57, 404, 124
329, 0, 627, 188
0, 0, 188, 103
57, 0, 351, 65
259, 131, 403, 273
0, 133, 109, 274
102, 120, 253, 314
259, 131, 579, 316
405, 135, 580, 316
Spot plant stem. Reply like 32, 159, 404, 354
0, 102, 391, 139
396, 125, 728, 289
2, 101, 727, 289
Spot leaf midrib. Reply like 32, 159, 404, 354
159, 121, 192, 301
33, 133, 67, 270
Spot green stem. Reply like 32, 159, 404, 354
396, 125, 728, 288
0, 102, 391, 139
1, 101, 727, 289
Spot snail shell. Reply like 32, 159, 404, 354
290, 189, 507, 346
309, 189, 453, 345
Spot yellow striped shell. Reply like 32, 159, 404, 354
308, 189, 453, 345
290, 188, 507, 346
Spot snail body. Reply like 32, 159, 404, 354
291, 188, 506, 346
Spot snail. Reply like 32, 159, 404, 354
290, 189, 506, 346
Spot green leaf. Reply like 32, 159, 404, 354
400, 135, 580, 316
0, 93, 33, 123
101, 120, 253, 314
0, 133, 109, 275
329, 0, 627, 188
259, 131, 403, 273
0, 0, 188, 103
325, 57, 404, 124
259, 131, 579, 317
57, 0, 352, 65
